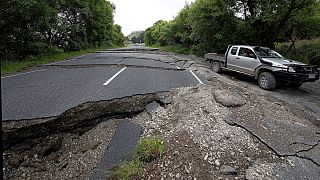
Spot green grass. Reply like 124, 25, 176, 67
107, 137, 165, 180
1, 45, 117, 75
151, 44, 191, 55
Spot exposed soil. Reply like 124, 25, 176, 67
3, 119, 119, 180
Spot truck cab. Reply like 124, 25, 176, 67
205, 45, 319, 90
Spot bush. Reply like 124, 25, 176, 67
276, 38, 320, 66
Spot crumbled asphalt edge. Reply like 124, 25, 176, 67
2, 93, 163, 150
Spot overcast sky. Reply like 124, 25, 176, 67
109, 0, 195, 36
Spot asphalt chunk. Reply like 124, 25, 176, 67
90, 120, 143, 180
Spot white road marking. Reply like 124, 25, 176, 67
103, 67, 126, 86
1, 69, 46, 79
190, 70, 204, 84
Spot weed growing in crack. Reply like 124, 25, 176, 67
135, 137, 165, 163
107, 137, 165, 179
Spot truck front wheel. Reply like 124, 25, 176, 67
211, 61, 222, 73
258, 72, 276, 90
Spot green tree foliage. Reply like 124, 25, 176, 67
232, 0, 318, 48
112, 24, 125, 46
188, 0, 238, 55
0, 0, 124, 60
144, 0, 319, 57
144, 27, 156, 46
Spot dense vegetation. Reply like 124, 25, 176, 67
0, 0, 125, 61
145, 0, 320, 65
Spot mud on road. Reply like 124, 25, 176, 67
3, 48, 320, 179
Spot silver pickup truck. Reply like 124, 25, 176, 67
205, 45, 319, 90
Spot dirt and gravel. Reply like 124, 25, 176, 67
3, 48, 320, 179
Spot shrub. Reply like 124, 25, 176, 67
276, 38, 320, 66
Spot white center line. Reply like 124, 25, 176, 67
1, 69, 46, 79
190, 70, 204, 84
103, 67, 126, 86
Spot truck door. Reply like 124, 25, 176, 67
232, 47, 259, 75
226, 46, 239, 70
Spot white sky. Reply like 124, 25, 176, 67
109, 0, 195, 36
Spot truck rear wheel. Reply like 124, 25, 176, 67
211, 61, 222, 73
258, 72, 276, 90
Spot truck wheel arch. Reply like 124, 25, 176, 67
255, 68, 275, 80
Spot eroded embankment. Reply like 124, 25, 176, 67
3, 93, 170, 179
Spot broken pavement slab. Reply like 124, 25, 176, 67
145, 101, 161, 117
229, 114, 320, 164
90, 120, 143, 180
297, 143, 320, 165
183, 61, 194, 68
273, 156, 320, 179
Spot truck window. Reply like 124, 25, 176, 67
239, 48, 255, 58
230, 47, 238, 55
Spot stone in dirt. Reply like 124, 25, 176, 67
213, 90, 246, 107
7, 154, 23, 168
219, 165, 237, 175
145, 101, 161, 116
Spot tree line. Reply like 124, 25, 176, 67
0, 0, 125, 60
144, 0, 320, 57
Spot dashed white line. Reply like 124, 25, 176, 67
103, 67, 127, 86
190, 70, 204, 84
1, 69, 46, 79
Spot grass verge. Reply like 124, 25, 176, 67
1, 45, 117, 75
107, 137, 165, 180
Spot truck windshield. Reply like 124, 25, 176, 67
254, 48, 282, 58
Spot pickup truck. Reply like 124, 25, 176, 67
205, 45, 319, 90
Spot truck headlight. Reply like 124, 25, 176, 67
288, 67, 296, 72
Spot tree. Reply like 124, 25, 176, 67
189, 0, 238, 54
231, 0, 318, 48
0, 0, 121, 60
112, 24, 125, 46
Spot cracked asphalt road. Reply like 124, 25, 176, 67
1, 47, 204, 121
2, 47, 320, 179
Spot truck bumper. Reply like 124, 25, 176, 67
274, 71, 319, 83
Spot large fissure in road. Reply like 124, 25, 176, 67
3, 93, 169, 150
3, 92, 172, 179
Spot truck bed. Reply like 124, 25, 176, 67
205, 53, 225, 62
